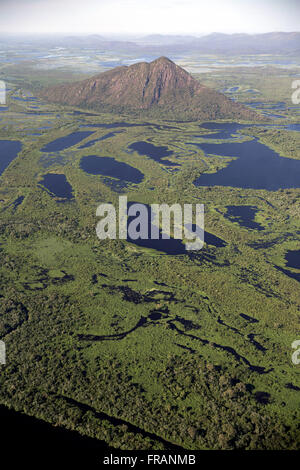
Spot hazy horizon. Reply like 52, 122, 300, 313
0, 0, 299, 35
0, 31, 299, 37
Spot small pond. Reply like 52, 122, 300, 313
125, 202, 226, 254
80, 155, 144, 184
0, 140, 22, 175
224, 205, 264, 231
41, 131, 94, 152
128, 141, 176, 166
285, 250, 300, 270
39, 173, 74, 200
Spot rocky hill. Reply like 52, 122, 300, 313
40, 57, 261, 121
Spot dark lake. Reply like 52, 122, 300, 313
197, 122, 300, 138
203, 230, 226, 247
285, 250, 300, 270
0, 140, 22, 175
126, 201, 187, 255
12, 195, 24, 211
78, 137, 102, 149
127, 234, 187, 255
286, 123, 300, 131
274, 250, 300, 283
98, 131, 122, 140
78, 131, 121, 149
39, 173, 74, 199
128, 229, 226, 253
1, 195, 24, 213
129, 141, 177, 166
41, 131, 94, 152
224, 205, 264, 231
127, 225, 187, 255
72, 110, 98, 116
80, 155, 144, 184
196, 122, 246, 140
193, 123, 300, 190
275, 265, 300, 283
126, 202, 226, 254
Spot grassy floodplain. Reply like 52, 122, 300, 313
0, 56, 300, 450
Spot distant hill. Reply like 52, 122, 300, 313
40, 57, 261, 121
53, 35, 138, 51
136, 34, 201, 45
183, 32, 300, 54
2, 32, 299, 55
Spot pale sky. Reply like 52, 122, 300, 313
0, 0, 299, 35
